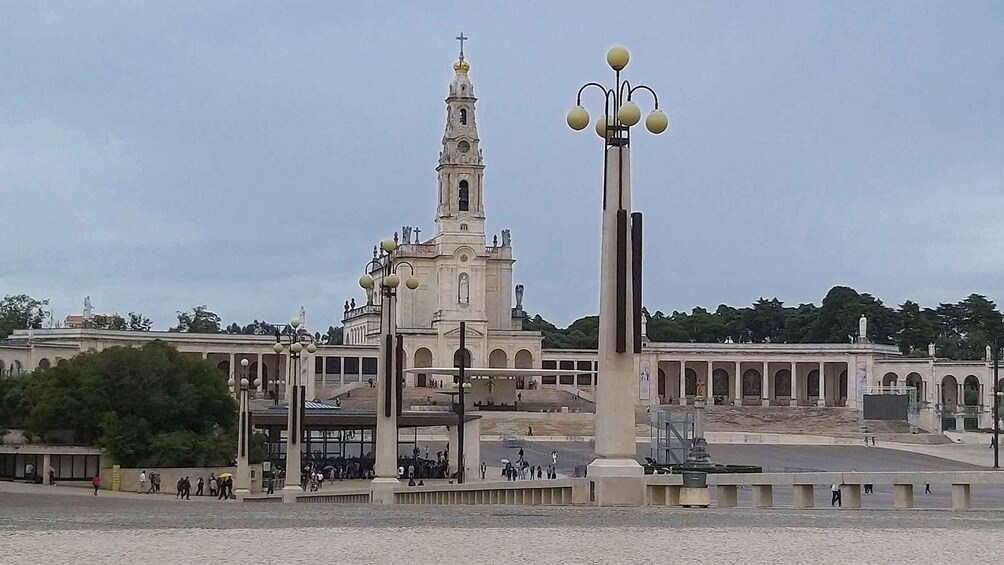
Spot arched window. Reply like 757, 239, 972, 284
459, 108, 467, 125
458, 273, 470, 304
458, 180, 469, 211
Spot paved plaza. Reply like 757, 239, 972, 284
1, 485, 1004, 564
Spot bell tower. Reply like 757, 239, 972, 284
435, 33, 486, 236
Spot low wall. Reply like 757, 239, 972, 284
106, 465, 263, 494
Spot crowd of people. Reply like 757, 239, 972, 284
132, 470, 236, 500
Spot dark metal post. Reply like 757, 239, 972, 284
457, 321, 466, 484
994, 341, 999, 469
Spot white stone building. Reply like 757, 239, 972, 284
340, 50, 543, 401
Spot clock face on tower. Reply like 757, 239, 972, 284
457, 140, 471, 153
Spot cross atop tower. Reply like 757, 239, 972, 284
456, 32, 468, 59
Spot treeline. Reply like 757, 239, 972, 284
525, 286, 1004, 361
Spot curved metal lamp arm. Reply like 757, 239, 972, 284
576, 82, 612, 105
393, 260, 418, 276
627, 84, 661, 109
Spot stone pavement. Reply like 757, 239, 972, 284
1, 491, 1004, 564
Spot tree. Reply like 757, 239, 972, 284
92, 314, 127, 330
171, 305, 222, 333
22, 340, 236, 466
127, 312, 153, 331
896, 301, 936, 354
0, 294, 51, 339
323, 325, 343, 345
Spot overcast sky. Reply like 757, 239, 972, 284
2, 2, 1002, 330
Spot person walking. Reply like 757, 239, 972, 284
196, 477, 204, 496
266, 475, 275, 495
528, 425, 533, 437
480, 461, 487, 480
47, 464, 56, 486
139, 470, 148, 494
91, 473, 101, 496
551, 450, 558, 466
176, 477, 185, 499
184, 477, 192, 500
209, 473, 217, 497
925, 484, 932, 495
830, 483, 841, 507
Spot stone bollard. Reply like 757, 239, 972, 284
893, 484, 914, 510
716, 485, 738, 508
752, 484, 773, 508
840, 484, 862, 509
952, 484, 971, 512
793, 484, 814, 509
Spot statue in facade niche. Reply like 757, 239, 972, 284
344, 300, 350, 313
350, 298, 356, 309
515, 284, 524, 310
493, 234, 498, 247
83, 296, 93, 320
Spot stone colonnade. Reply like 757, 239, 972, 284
654, 359, 851, 407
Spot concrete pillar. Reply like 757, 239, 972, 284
463, 419, 481, 483
371, 291, 401, 503
793, 484, 814, 508
734, 361, 742, 406
447, 425, 459, 476
817, 361, 826, 407
791, 361, 799, 407
41, 454, 51, 485
229, 352, 235, 376
952, 484, 971, 511
707, 360, 713, 403
716, 485, 738, 508
762, 361, 769, 406
893, 484, 914, 510
256, 353, 264, 392
840, 484, 862, 509
679, 361, 687, 405
587, 143, 645, 506
305, 351, 316, 401
752, 484, 773, 508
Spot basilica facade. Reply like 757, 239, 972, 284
340, 51, 543, 392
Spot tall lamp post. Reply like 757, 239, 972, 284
232, 359, 258, 497
456, 321, 472, 483
275, 317, 316, 502
993, 340, 1000, 469
566, 46, 667, 505
358, 237, 420, 503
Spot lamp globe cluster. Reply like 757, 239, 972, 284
566, 45, 669, 136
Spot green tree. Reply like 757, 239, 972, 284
324, 325, 343, 345
22, 341, 236, 466
0, 294, 51, 339
127, 312, 153, 331
896, 301, 936, 354
92, 314, 127, 330
171, 305, 222, 333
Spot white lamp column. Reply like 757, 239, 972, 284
235, 358, 254, 498
359, 237, 420, 504
371, 278, 400, 503
566, 45, 668, 506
